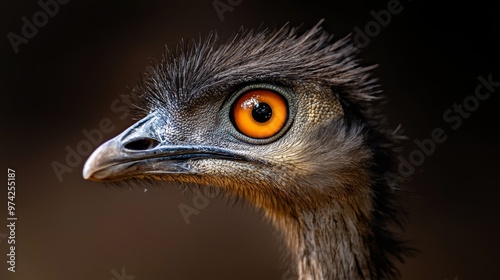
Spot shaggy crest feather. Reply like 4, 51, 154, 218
132, 22, 376, 113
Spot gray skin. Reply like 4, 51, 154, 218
83, 22, 411, 280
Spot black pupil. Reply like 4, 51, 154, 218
252, 102, 272, 123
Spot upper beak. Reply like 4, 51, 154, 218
83, 113, 242, 181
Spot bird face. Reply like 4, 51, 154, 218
84, 25, 377, 210
85, 83, 354, 182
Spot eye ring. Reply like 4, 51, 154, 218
224, 83, 295, 144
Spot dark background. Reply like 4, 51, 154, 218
1, 0, 499, 279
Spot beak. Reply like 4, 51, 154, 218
83, 113, 242, 181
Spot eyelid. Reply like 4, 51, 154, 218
223, 83, 296, 145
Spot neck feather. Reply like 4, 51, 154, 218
272, 199, 376, 280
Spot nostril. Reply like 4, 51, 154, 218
124, 138, 160, 151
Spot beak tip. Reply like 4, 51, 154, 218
82, 166, 91, 180
82, 156, 95, 180
82, 144, 107, 181
82, 135, 122, 181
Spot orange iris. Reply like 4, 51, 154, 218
232, 89, 288, 139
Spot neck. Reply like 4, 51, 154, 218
268, 197, 377, 280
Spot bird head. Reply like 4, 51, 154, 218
83, 22, 401, 218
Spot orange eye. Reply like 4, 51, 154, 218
232, 89, 288, 139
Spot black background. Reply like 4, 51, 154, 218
1, 0, 499, 279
